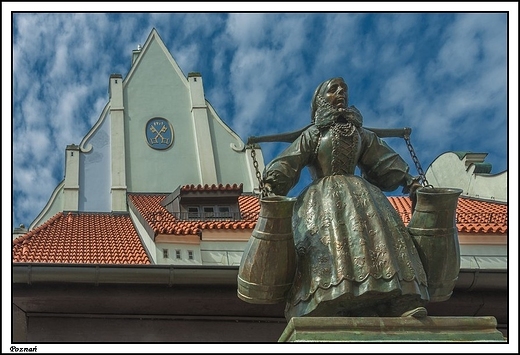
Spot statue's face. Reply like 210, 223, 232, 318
324, 78, 347, 109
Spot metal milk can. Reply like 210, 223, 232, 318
408, 187, 463, 302
237, 195, 297, 304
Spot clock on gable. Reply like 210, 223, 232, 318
145, 117, 174, 150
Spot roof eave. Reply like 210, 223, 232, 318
12, 263, 238, 286
12, 263, 507, 291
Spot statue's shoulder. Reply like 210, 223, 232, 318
303, 124, 320, 133
300, 124, 321, 140
359, 127, 372, 135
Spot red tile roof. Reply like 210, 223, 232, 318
238, 195, 261, 218
13, 193, 507, 264
128, 194, 259, 236
12, 212, 151, 264
388, 196, 507, 234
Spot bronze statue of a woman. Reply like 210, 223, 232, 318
262, 77, 429, 320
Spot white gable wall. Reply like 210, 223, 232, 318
425, 152, 507, 202
206, 104, 263, 192
28, 28, 262, 229
124, 34, 201, 193
79, 107, 112, 212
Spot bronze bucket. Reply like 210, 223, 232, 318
408, 187, 463, 302
237, 195, 297, 304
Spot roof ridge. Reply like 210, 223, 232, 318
128, 192, 169, 196
13, 212, 63, 245
180, 183, 244, 192
457, 195, 508, 205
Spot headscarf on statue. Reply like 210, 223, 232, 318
311, 77, 363, 131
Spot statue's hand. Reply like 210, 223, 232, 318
262, 182, 276, 197
402, 175, 421, 212
262, 170, 291, 196
408, 181, 421, 199
408, 181, 422, 213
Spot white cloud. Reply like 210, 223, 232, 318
379, 66, 420, 109
13, 126, 53, 164
224, 14, 319, 137
13, 162, 61, 226
226, 13, 269, 47
432, 13, 507, 79
173, 42, 201, 76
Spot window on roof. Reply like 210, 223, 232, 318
188, 206, 200, 219
188, 250, 194, 260
163, 248, 169, 259
185, 205, 233, 220
175, 250, 181, 259
203, 206, 215, 218
218, 206, 231, 218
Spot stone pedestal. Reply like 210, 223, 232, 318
279, 316, 505, 342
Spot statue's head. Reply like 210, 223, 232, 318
311, 78, 348, 123
311, 77, 363, 127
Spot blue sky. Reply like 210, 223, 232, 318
5, 6, 517, 231
3, 3, 519, 353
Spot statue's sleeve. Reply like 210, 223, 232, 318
358, 128, 415, 192
263, 127, 319, 196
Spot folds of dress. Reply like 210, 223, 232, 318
263, 123, 429, 320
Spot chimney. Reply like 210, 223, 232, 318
187, 72, 218, 185
63, 144, 80, 211
109, 73, 127, 212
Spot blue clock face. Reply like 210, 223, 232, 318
145, 117, 174, 150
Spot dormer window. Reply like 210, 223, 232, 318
188, 206, 200, 219
203, 206, 215, 218
161, 183, 244, 221
186, 205, 233, 220
218, 206, 231, 218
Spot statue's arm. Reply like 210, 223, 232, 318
263, 127, 319, 196
358, 128, 418, 192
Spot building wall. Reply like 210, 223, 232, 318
123, 31, 259, 194
79, 106, 111, 212
155, 231, 251, 266
129, 206, 158, 263
206, 105, 259, 192
124, 36, 201, 193
156, 243, 202, 265
425, 152, 507, 202
24, 315, 287, 343
200, 236, 250, 266
12, 278, 507, 342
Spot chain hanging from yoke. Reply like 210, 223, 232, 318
250, 145, 266, 197
403, 132, 431, 188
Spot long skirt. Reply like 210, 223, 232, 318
284, 175, 429, 320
